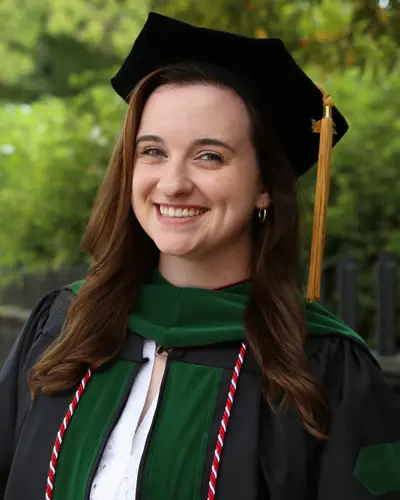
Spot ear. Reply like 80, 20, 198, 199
255, 190, 271, 210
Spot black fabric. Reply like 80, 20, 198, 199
201, 363, 262, 500
260, 336, 400, 499
119, 332, 145, 362
313, 337, 400, 499
168, 342, 260, 373
110, 12, 348, 176
0, 290, 75, 500
1, 290, 400, 500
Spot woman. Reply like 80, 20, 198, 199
1, 12, 399, 500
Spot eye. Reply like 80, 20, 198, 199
198, 151, 224, 163
140, 147, 166, 158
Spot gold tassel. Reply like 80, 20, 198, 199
306, 86, 334, 302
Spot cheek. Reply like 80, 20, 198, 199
208, 188, 257, 230
130, 177, 139, 210
131, 175, 139, 196
212, 176, 258, 208
131, 169, 152, 204
131, 180, 149, 218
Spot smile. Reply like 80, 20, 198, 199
158, 205, 209, 218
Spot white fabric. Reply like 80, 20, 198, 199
90, 339, 158, 500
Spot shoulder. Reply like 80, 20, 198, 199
301, 305, 388, 437
304, 333, 383, 405
36, 288, 74, 343
305, 300, 367, 347
301, 304, 400, 497
302, 316, 400, 498
27, 288, 73, 345
0, 287, 74, 473
1, 287, 74, 378
303, 301, 384, 403
303, 301, 400, 438
304, 300, 377, 378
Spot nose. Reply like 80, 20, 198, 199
157, 161, 193, 197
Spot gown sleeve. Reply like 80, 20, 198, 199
313, 336, 400, 499
0, 291, 61, 498
259, 336, 400, 500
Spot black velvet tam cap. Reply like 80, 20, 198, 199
111, 12, 348, 177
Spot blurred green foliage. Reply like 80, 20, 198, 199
0, 0, 399, 338
0, 87, 125, 269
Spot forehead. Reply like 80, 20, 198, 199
137, 83, 252, 141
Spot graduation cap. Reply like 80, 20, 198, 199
111, 12, 349, 302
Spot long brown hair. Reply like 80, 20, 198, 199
29, 63, 329, 438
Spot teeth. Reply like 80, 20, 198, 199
159, 205, 207, 218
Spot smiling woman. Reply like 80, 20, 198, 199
1, 12, 400, 500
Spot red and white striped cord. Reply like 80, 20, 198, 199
207, 341, 247, 500
45, 368, 92, 500
45, 342, 247, 500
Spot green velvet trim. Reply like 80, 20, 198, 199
305, 301, 368, 347
128, 284, 250, 348
354, 441, 400, 495
68, 274, 368, 348
69, 277, 251, 347
52, 360, 136, 500
69, 280, 83, 295
141, 361, 222, 500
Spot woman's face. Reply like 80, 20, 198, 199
131, 82, 269, 265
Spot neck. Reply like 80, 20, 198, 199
158, 242, 252, 289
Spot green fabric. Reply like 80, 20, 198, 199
52, 360, 137, 500
70, 269, 367, 348
141, 361, 222, 500
71, 272, 251, 348
305, 301, 367, 346
354, 440, 400, 495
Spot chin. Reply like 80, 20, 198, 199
156, 245, 195, 257
154, 238, 198, 258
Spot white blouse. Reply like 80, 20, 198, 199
90, 339, 158, 500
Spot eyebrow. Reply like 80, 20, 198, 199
136, 134, 165, 145
136, 135, 235, 152
194, 138, 235, 152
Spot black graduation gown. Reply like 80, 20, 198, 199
1, 289, 399, 500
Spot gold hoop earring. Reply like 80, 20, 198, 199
258, 208, 267, 223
